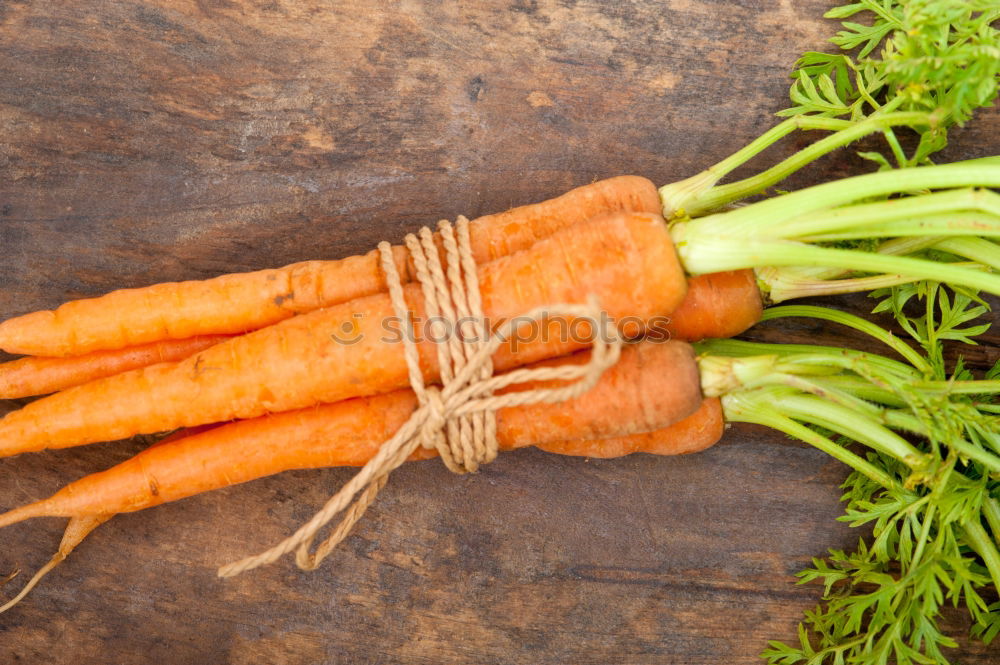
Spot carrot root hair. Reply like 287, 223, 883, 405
0, 514, 109, 614
0, 568, 17, 588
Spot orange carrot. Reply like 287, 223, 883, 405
0, 176, 660, 357
0, 211, 686, 458
536, 397, 725, 458
0, 340, 702, 524
0, 335, 232, 399
14, 269, 760, 393
661, 270, 763, 342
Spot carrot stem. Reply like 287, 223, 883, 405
658, 112, 930, 218
680, 239, 1000, 299
805, 375, 906, 407
697, 338, 919, 379
933, 237, 1000, 270
770, 188, 1000, 240
671, 163, 1000, 297
770, 393, 926, 464
721, 391, 901, 490
962, 518, 1000, 594
880, 411, 1000, 473
759, 305, 931, 373
678, 161, 1000, 238
755, 236, 999, 302
759, 269, 935, 303
984, 498, 1000, 546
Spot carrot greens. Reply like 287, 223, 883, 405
705, 301, 1000, 664
671, 4, 1000, 658
659, 0, 1000, 219
670, 160, 1000, 298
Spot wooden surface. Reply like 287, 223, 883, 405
0, 1, 998, 663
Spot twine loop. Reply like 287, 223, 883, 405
218, 216, 621, 578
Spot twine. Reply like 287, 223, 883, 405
218, 216, 621, 578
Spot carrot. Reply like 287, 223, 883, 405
0, 340, 702, 524
0, 211, 686, 458
536, 397, 724, 458
661, 270, 762, 342
0, 269, 758, 395
0, 176, 660, 357
0, 335, 232, 399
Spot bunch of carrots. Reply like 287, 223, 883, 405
4, 5, 999, 665
2, 153, 1000, 607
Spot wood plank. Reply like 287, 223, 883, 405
1, 1, 997, 662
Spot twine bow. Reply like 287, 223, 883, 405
218, 216, 621, 578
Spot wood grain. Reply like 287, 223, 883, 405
1, 1, 998, 663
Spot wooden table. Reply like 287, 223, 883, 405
1, 2, 997, 663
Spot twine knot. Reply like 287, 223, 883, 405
419, 386, 447, 449
218, 216, 621, 578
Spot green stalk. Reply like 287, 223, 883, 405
984, 498, 1000, 545
700, 365, 891, 418
876, 236, 1000, 269
809, 375, 907, 407
697, 339, 918, 379
907, 502, 938, 579
758, 269, 925, 303
933, 237, 1000, 270
962, 518, 1000, 593
677, 239, 1000, 298
940, 439, 1000, 474
881, 411, 1000, 473
721, 391, 901, 490
676, 162, 1000, 238
911, 380, 1000, 395
798, 213, 1000, 242
757, 236, 1000, 302
657, 116, 854, 219
659, 112, 931, 218
877, 236, 945, 255
759, 305, 930, 373
879, 409, 932, 437
765, 188, 1000, 240
776, 374, 887, 416
666, 162, 1000, 301
776, 394, 926, 465
754, 237, 947, 300
696, 355, 786, 398
769, 353, 907, 376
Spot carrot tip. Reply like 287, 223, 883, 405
0, 502, 47, 530
0, 514, 107, 614
0, 557, 61, 614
